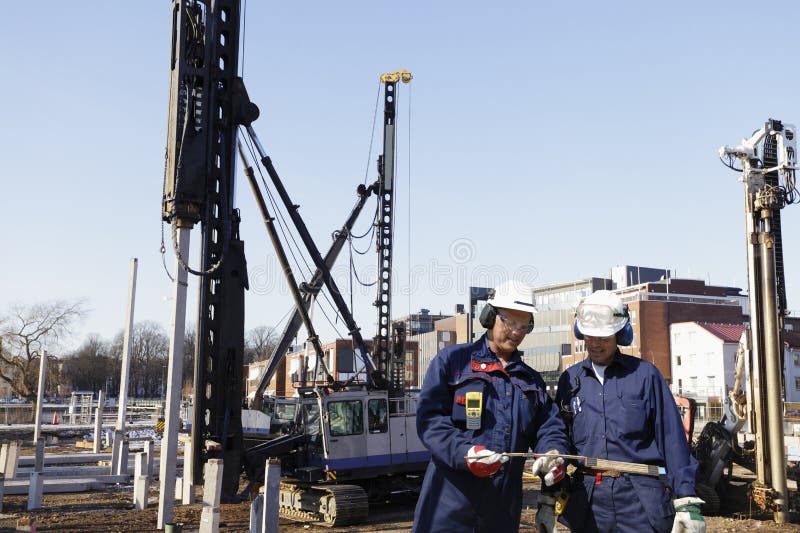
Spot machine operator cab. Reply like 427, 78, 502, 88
303, 388, 430, 482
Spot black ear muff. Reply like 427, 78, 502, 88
479, 304, 497, 329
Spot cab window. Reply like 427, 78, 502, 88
327, 400, 363, 436
368, 399, 388, 433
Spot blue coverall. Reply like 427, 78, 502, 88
555, 351, 699, 532
412, 335, 569, 533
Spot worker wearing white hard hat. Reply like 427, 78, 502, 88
413, 279, 569, 533
554, 290, 705, 533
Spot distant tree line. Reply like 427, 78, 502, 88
0, 300, 279, 401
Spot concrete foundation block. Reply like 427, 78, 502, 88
174, 476, 183, 501
263, 459, 280, 533
134, 475, 149, 510
144, 440, 154, 478
34, 440, 45, 473
27, 472, 42, 510
6, 441, 20, 479
249, 494, 264, 533
199, 507, 220, 533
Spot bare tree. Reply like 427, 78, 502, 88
62, 334, 114, 395
110, 321, 169, 398
0, 300, 86, 402
245, 325, 278, 364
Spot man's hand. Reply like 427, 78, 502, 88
465, 445, 508, 477
531, 449, 566, 486
535, 494, 557, 533
671, 496, 706, 533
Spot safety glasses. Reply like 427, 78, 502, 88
496, 312, 534, 334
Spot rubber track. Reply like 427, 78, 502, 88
278, 482, 369, 527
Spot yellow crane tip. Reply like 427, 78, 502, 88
380, 70, 413, 84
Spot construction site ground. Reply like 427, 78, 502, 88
0, 442, 799, 532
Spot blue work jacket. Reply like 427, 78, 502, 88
412, 335, 569, 533
555, 351, 698, 532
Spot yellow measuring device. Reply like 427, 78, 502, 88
465, 391, 482, 430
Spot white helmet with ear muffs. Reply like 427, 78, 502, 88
573, 290, 633, 345
487, 280, 538, 314
479, 280, 538, 329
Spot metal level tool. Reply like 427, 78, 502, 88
501, 452, 666, 478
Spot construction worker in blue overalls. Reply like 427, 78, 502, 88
412, 280, 570, 533
557, 290, 705, 532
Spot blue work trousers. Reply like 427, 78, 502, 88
566, 474, 675, 532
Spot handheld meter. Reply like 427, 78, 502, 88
465, 391, 483, 430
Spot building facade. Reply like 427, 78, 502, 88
394, 309, 453, 336
670, 322, 745, 403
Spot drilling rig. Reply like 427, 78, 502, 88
161, 0, 426, 526
716, 119, 798, 522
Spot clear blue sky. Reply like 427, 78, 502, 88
2, 2, 799, 353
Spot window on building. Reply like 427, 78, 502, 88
677, 356, 682, 366
368, 399, 388, 433
708, 376, 717, 394
405, 351, 415, 384
795, 377, 800, 392
689, 376, 697, 390
794, 352, 800, 367
678, 379, 683, 395
327, 400, 363, 437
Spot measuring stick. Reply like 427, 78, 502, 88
500, 452, 666, 478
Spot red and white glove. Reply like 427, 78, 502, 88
466, 445, 508, 477
531, 449, 566, 486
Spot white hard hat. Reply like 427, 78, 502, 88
487, 280, 538, 315
575, 290, 629, 337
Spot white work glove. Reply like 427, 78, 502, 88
531, 449, 566, 486
465, 445, 508, 477
535, 494, 557, 533
671, 496, 706, 533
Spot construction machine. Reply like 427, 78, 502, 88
161, 0, 427, 526
712, 119, 799, 521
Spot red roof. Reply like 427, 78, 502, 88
697, 323, 746, 343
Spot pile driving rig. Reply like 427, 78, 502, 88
161, 0, 427, 526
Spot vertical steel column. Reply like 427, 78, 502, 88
759, 216, 789, 522
743, 177, 767, 483
375, 79, 399, 396
189, 0, 246, 493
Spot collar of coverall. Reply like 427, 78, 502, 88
468, 335, 528, 375
578, 349, 631, 374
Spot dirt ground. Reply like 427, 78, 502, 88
1, 481, 800, 532
1, 441, 800, 532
